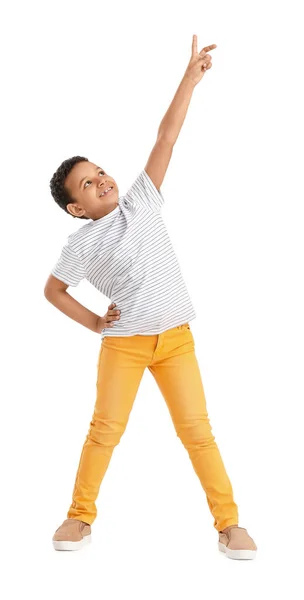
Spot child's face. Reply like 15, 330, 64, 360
64, 161, 119, 220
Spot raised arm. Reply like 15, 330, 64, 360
144, 35, 217, 191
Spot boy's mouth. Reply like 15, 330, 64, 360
100, 186, 114, 198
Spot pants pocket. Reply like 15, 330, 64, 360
177, 322, 191, 331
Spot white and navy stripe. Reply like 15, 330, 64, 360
51, 169, 196, 338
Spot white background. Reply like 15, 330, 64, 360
1, 0, 303, 597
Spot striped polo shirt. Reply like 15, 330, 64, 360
51, 168, 196, 338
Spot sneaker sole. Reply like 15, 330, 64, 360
53, 534, 92, 551
218, 541, 257, 560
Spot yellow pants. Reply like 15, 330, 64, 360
67, 323, 239, 532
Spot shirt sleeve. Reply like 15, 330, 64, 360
124, 169, 165, 212
51, 243, 86, 287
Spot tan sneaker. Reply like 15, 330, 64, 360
218, 526, 257, 560
52, 518, 91, 551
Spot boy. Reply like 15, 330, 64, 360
45, 36, 257, 559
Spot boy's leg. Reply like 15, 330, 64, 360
147, 324, 239, 533
67, 337, 146, 525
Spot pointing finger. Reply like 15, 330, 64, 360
192, 34, 198, 55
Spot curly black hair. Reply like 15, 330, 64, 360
49, 155, 89, 220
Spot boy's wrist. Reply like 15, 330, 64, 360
182, 72, 197, 89
95, 315, 105, 334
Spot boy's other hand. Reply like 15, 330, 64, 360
184, 35, 217, 86
95, 302, 121, 333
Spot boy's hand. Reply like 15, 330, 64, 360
95, 302, 121, 333
184, 35, 217, 86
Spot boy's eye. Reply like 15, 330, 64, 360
84, 170, 105, 188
